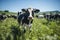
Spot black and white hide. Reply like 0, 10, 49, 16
17, 8, 40, 28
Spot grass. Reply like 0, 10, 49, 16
0, 18, 60, 40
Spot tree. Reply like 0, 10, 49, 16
4, 10, 9, 12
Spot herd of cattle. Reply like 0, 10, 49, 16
0, 10, 60, 22
0, 8, 60, 28
0, 8, 40, 28
0, 8, 60, 25
0, 14, 60, 21
36, 14, 60, 20
0, 14, 17, 21
0, 12, 60, 22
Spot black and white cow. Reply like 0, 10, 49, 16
54, 14, 60, 20
0, 14, 7, 21
45, 14, 60, 20
45, 14, 55, 20
10, 15, 17, 19
17, 8, 40, 28
36, 15, 44, 18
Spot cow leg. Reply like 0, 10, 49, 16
29, 20, 32, 28
28, 20, 33, 32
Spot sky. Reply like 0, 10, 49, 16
0, 0, 60, 12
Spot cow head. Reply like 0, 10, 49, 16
21, 8, 40, 20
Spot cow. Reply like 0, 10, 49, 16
17, 8, 40, 28
45, 14, 60, 21
54, 14, 60, 20
18, 12, 22, 16
7, 15, 11, 18
45, 14, 55, 20
6, 15, 17, 19
36, 15, 44, 18
0, 14, 3, 20
11, 15, 17, 19
0, 14, 7, 21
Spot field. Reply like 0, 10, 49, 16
0, 11, 60, 40
0, 0, 60, 40
0, 17, 60, 40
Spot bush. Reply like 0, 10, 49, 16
4, 10, 9, 12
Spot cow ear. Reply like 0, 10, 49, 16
21, 9, 26, 12
33, 9, 40, 13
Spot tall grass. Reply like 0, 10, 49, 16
0, 18, 60, 40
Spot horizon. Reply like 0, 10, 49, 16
0, 0, 60, 12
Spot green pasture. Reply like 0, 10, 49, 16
0, 18, 60, 40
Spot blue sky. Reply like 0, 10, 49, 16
0, 0, 60, 12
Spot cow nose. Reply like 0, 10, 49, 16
28, 16, 32, 19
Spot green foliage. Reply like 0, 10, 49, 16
4, 10, 9, 12
0, 18, 60, 40
0, 11, 17, 15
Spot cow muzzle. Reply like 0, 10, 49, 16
28, 16, 33, 20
